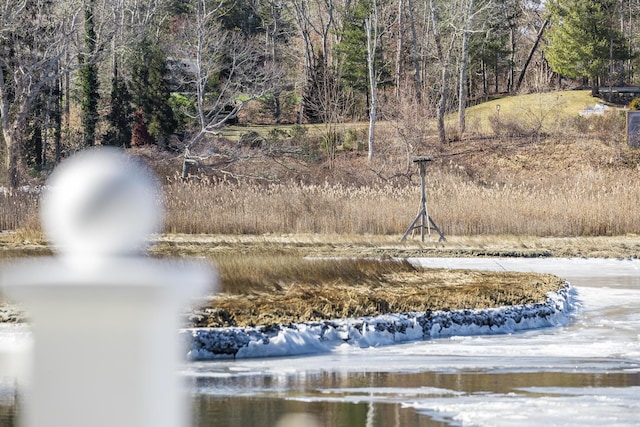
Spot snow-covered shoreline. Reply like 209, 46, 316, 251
184, 282, 577, 360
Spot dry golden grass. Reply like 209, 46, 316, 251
148, 237, 566, 328
149, 233, 640, 259
0, 233, 606, 327
2, 91, 637, 238
159, 164, 640, 237
0, 191, 39, 232
183, 255, 564, 327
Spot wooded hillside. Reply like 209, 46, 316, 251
1, 0, 639, 187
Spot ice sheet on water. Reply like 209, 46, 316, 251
404, 386, 640, 427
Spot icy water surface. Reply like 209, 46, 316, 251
2, 258, 640, 426
187, 258, 640, 426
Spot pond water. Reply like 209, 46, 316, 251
2, 258, 640, 426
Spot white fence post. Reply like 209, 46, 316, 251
1, 147, 216, 427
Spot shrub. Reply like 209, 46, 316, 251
343, 129, 358, 150
629, 98, 640, 111
288, 124, 308, 139
488, 113, 528, 137
238, 131, 264, 148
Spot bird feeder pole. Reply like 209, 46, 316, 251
401, 157, 446, 242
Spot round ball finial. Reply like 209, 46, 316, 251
40, 147, 164, 262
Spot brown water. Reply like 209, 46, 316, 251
189, 369, 640, 426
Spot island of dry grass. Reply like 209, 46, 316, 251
187, 257, 565, 328
0, 234, 570, 327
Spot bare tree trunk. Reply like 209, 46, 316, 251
407, 0, 422, 102
482, 58, 487, 97
494, 54, 499, 93
365, 1, 378, 162
516, 19, 548, 92
54, 76, 62, 165
320, 0, 335, 67
0, 69, 30, 187
429, 0, 447, 144
6, 138, 21, 189
457, 0, 474, 137
394, 0, 404, 99
507, 25, 515, 92
288, 0, 314, 123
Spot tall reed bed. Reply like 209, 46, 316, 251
163, 168, 640, 236
3, 168, 639, 237
163, 178, 413, 235
0, 190, 39, 232
437, 169, 640, 235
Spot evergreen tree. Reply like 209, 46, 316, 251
545, 0, 630, 95
129, 39, 177, 147
103, 69, 133, 148
79, 0, 99, 147
335, 0, 389, 118
336, 0, 370, 96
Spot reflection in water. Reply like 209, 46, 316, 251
193, 396, 440, 427
189, 369, 639, 427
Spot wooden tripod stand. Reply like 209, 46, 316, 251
401, 157, 446, 242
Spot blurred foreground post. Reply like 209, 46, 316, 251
0, 148, 215, 427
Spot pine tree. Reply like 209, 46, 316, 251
335, 0, 389, 118
545, 0, 630, 95
103, 69, 133, 148
79, 0, 100, 147
129, 39, 177, 148
336, 0, 370, 96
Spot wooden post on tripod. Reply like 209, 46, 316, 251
401, 157, 446, 242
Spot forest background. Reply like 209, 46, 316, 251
1, 0, 640, 239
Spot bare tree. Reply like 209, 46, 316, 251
286, 0, 340, 123
406, 0, 422, 102
457, 0, 475, 136
0, 0, 80, 187
394, 0, 404, 99
172, 0, 282, 178
429, 0, 454, 144
457, 0, 495, 136
365, 1, 379, 162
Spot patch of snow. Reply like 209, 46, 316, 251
183, 283, 577, 360
578, 102, 610, 117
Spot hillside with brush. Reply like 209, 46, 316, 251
137, 90, 640, 238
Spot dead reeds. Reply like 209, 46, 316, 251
161, 166, 640, 237
187, 255, 565, 327
3, 166, 639, 237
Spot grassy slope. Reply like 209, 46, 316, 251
464, 90, 602, 132
217, 90, 602, 141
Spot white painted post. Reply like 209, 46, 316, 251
0, 147, 215, 427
